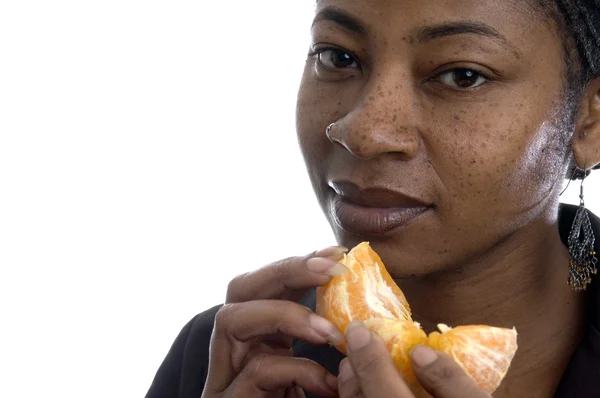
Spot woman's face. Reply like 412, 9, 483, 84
296, 0, 573, 276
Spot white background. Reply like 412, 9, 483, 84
0, 2, 598, 397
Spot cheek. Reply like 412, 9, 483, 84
296, 87, 327, 173
427, 99, 564, 207
510, 119, 567, 198
296, 71, 347, 178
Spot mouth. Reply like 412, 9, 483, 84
328, 181, 433, 236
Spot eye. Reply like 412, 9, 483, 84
312, 48, 359, 69
435, 68, 488, 89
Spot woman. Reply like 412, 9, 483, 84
146, 0, 600, 397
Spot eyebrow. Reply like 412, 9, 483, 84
312, 8, 366, 35
312, 7, 520, 55
416, 22, 519, 53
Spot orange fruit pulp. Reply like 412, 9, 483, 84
316, 242, 518, 395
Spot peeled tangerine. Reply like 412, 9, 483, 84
316, 242, 518, 396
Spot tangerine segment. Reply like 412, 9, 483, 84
363, 318, 427, 386
316, 242, 411, 352
428, 324, 518, 394
316, 241, 518, 395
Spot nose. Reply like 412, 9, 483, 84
326, 84, 421, 160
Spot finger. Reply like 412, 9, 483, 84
285, 385, 306, 398
245, 340, 294, 360
226, 246, 349, 303
338, 358, 364, 398
261, 332, 294, 349
411, 346, 492, 398
228, 354, 338, 397
217, 300, 344, 347
205, 300, 345, 392
344, 322, 414, 397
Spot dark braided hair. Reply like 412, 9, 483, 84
552, 0, 600, 177
505, 0, 600, 177
556, 0, 600, 83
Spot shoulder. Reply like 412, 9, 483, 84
145, 304, 222, 398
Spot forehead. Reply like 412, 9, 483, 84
314, 0, 555, 44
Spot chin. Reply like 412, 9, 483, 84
330, 223, 454, 279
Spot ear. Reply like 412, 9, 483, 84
573, 78, 600, 170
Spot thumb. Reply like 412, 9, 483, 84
410, 346, 491, 398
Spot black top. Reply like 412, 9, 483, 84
146, 204, 600, 398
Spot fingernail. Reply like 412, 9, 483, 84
338, 358, 355, 382
345, 321, 371, 351
310, 314, 345, 346
306, 257, 350, 277
411, 345, 438, 367
314, 246, 348, 261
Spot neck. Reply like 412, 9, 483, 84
396, 209, 589, 396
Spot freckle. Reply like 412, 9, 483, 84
369, 96, 375, 101
361, 134, 367, 141
393, 114, 397, 121
454, 115, 461, 121
337, 101, 342, 106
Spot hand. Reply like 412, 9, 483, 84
201, 246, 349, 398
338, 322, 492, 398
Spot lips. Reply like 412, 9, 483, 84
328, 181, 432, 236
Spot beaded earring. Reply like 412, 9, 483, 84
568, 167, 598, 292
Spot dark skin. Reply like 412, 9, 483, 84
297, 0, 600, 396
200, 1, 600, 397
